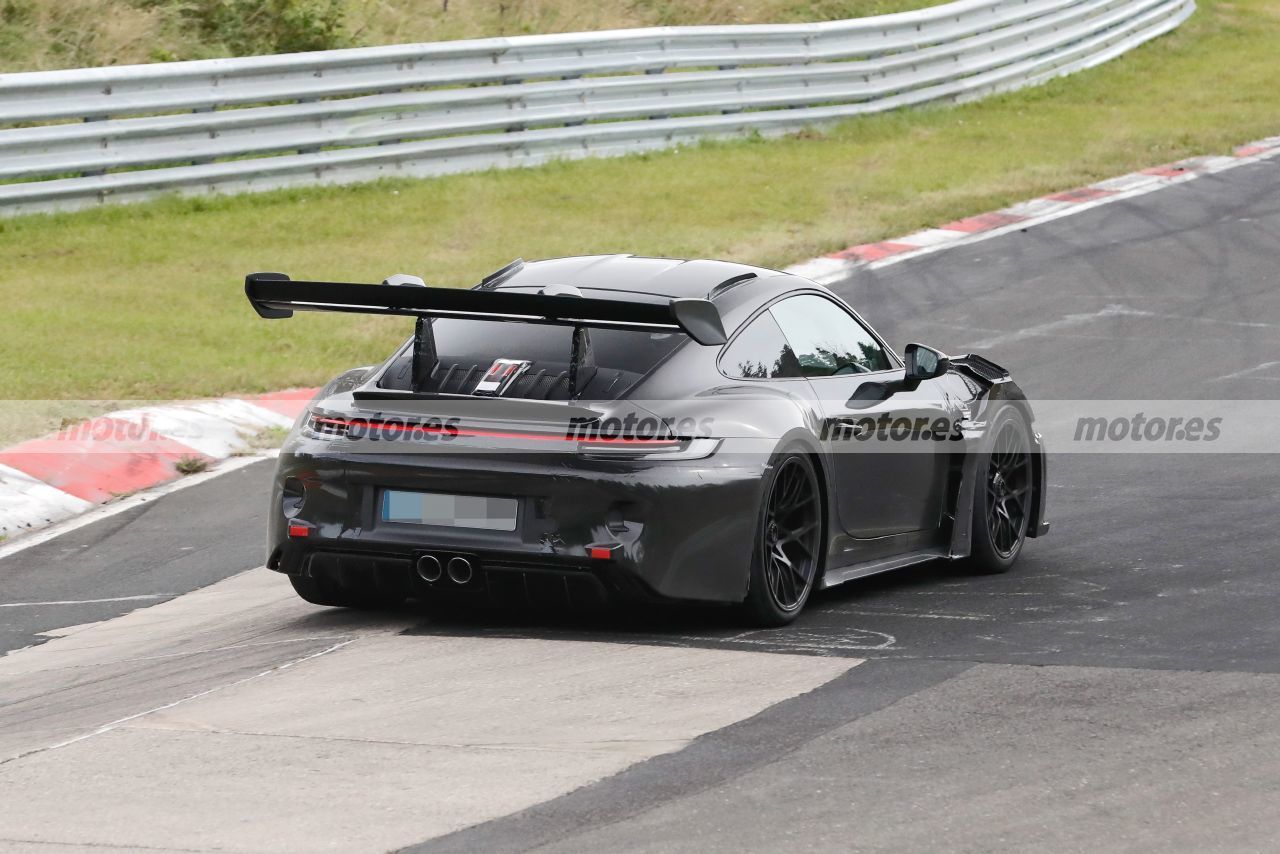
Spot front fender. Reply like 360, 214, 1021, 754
947, 381, 1049, 558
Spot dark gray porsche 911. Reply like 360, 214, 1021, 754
246, 254, 1048, 626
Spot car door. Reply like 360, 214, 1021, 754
769, 294, 953, 539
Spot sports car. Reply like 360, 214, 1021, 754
246, 255, 1048, 626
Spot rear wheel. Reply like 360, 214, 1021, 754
742, 452, 823, 627
962, 409, 1033, 574
288, 572, 400, 609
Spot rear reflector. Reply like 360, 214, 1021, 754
288, 524, 310, 538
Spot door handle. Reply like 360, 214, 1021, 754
832, 417, 868, 438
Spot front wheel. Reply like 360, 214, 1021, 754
742, 452, 824, 627
962, 409, 1033, 574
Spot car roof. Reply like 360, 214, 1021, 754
490, 254, 777, 301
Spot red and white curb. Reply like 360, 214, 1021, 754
0, 390, 316, 539
785, 135, 1280, 284
4, 135, 1279, 545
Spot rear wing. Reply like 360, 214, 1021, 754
244, 272, 727, 346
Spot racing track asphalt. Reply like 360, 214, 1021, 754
1, 155, 1278, 852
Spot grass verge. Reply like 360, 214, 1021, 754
1, 0, 943, 72
0, 0, 1276, 403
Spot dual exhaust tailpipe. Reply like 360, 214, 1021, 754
416, 553, 475, 586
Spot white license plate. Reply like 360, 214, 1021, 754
381, 490, 518, 531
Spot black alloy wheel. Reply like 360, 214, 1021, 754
964, 409, 1033, 574
986, 419, 1032, 557
744, 452, 823, 625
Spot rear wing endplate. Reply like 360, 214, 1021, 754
245, 272, 727, 346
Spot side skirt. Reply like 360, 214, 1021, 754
820, 549, 950, 589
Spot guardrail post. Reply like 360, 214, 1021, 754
644, 66, 669, 120
191, 105, 216, 165
79, 115, 107, 177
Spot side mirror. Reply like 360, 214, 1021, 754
383, 273, 426, 287
904, 342, 950, 383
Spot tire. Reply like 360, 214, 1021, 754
288, 572, 399, 609
962, 408, 1033, 575
742, 451, 824, 627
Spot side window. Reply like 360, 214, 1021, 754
770, 295, 893, 377
720, 311, 802, 379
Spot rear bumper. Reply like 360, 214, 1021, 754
285, 547, 651, 609
267, 439, 767, 604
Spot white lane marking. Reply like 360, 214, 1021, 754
134, 725, 692, 756
0, 594, 175, 608
0, 451, 276, 561
968, 305, 1153, 348
698, 628, 898, 652
904, 589, 1038, 596
0, 837, 204, 853
109, 636, 354, 666
832, 609, 993, 621
1132, 313, 1280, 331
1217, 361, 1280, 381
6, 631, 351, 668
0, 638, 355, 767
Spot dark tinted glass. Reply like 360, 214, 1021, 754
770, 295, 892, 377
720, 312, 802, 379
378, 319, 683, 400
430, 320, 684, 375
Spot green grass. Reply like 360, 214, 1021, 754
1, 0, 945, 72
174, 454, 210, 475
234, 425, 291, 455
0, 0, 1277, 407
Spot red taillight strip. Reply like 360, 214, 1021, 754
311, 415, 684, 446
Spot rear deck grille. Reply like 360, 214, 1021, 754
380, 354, 632, 401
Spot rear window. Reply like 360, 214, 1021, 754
378, 318, 683, 399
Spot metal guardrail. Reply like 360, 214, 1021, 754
0, 0, 1193, 217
